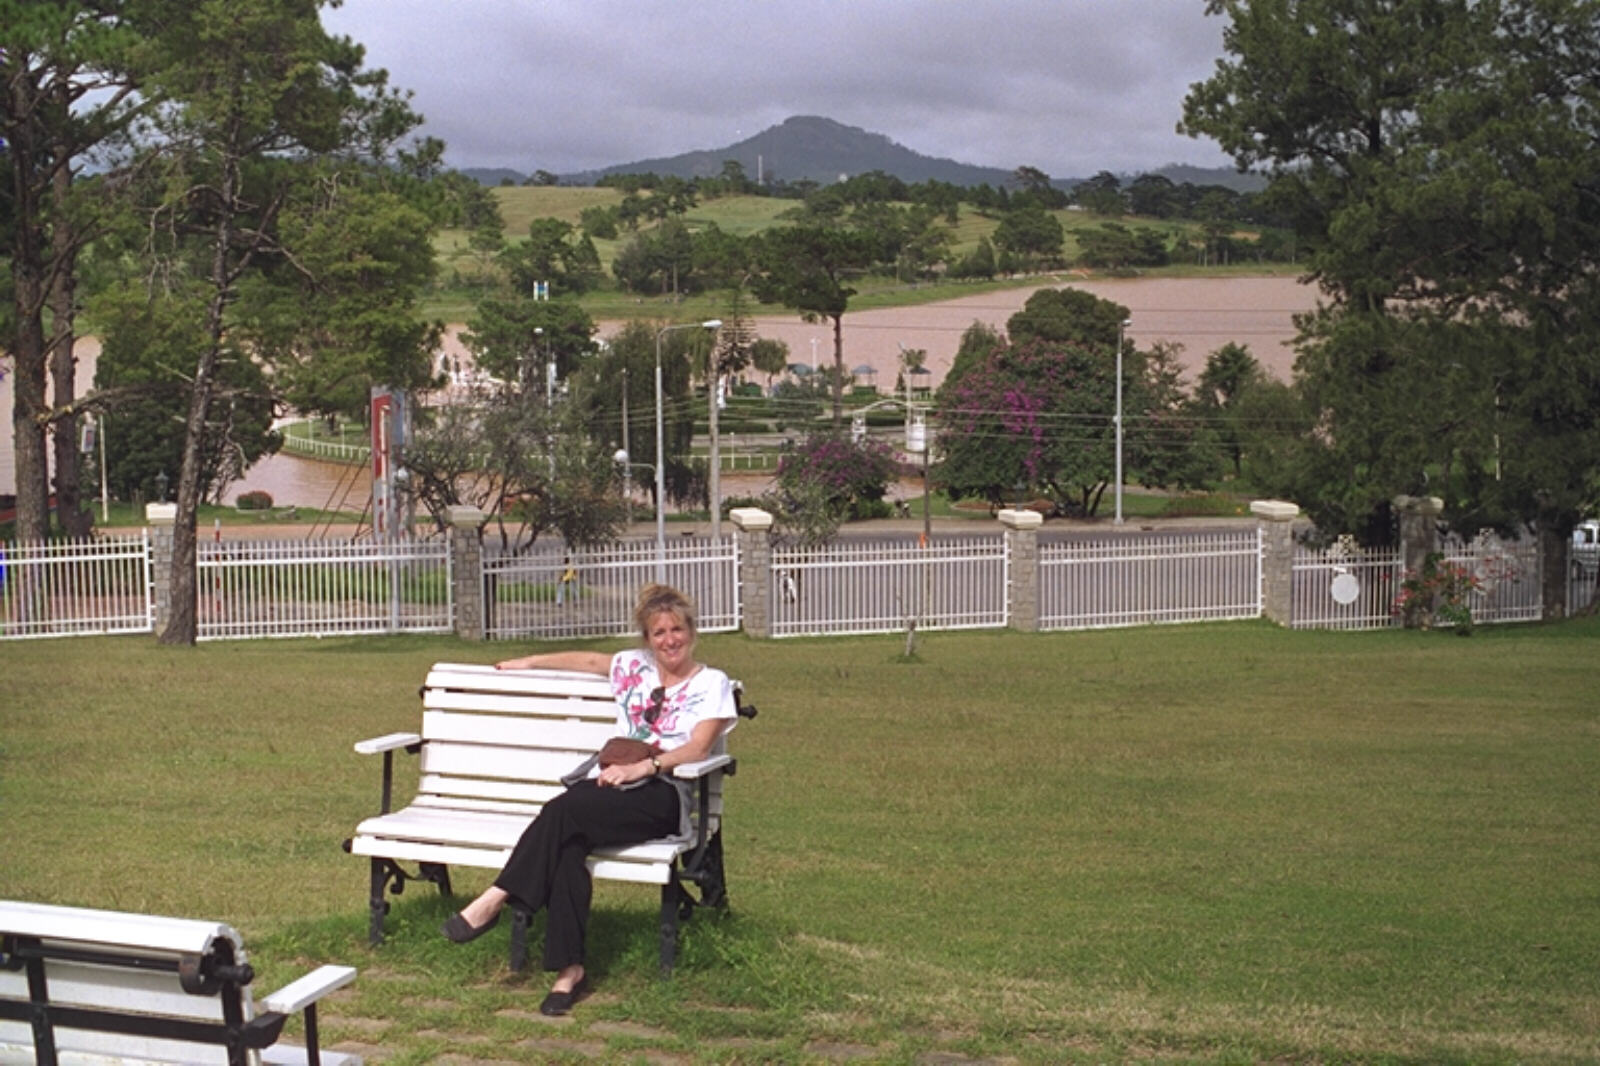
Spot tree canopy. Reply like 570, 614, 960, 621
1183, 0, 1600, 611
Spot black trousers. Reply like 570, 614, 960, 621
493, 777, 680, 972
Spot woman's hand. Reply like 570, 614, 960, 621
596, 757, 656, 788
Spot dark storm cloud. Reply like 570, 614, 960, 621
322, 0, 1233, 178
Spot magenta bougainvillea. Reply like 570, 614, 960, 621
775, 432, 900, 514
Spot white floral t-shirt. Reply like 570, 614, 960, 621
608, 649, 738, 753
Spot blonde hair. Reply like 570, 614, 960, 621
634, 583, 698, 639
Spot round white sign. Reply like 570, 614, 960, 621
1330, 572, 1361, 606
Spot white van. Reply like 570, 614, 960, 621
1574, 520, 1600, 576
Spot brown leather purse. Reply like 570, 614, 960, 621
597, 737, 658, 769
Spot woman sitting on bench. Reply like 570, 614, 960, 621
441, 583, 740, 1015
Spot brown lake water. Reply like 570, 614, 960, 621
3, 276, 1321, 503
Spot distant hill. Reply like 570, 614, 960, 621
460, 167, 528, 186
562, 115, 1017, 188
466, 114, 1264, 192
1147, 163, 1264, 194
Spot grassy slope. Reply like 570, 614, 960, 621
423, 187, 1276, 322
2, 619, 1596, 1063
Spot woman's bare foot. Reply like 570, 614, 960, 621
458, 887, 507, 929
549, 963, 584, 994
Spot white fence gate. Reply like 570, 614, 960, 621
483, 538, 739, 641
196, 538, 452, 640
0, 534, 153, 640
770, 536, 1007, 638
1040, 530, 1261, 631
1292, 543, 1400, 630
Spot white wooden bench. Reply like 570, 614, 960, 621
342, 662, 755, 975
0, 900, 359, 1066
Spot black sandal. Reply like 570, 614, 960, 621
539, 976, 592, 1016
440, 911, 500, 943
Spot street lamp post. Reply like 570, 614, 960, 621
620, 367, 631, 523
654, 320, 721, 579
1114, 317, 1131, 525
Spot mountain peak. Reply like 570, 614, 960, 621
565, 115, 1015, 188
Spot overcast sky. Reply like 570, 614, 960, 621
319, 0, 1238, 180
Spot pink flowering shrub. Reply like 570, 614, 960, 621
1392, 552, 1481, 633
775, 432, 900, 518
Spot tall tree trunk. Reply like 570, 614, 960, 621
49, 149, 90, 539
5, 59, 52, 542
159, 145, 239, 645
1540, 518, 1569, 622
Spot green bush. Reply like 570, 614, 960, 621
236, 491, 274, 511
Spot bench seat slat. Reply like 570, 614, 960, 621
352, 807, 691, 861
347, 833, 681, 883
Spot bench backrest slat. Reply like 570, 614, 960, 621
421, 710, 615, 751
423, 689, 616, 721
416, 773, 566, 807
419, 743, 592, 785
424, 664, 613, 699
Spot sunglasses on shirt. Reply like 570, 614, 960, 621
645, 686, 666, 724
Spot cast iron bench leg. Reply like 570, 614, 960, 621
509, 907, 532, 973
658, 879, 683, 976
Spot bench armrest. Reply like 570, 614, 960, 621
354, 732, 421, 755
672, 754, 730, 779
259, 964, 358, 1014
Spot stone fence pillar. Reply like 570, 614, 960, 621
1393, 494, 1443, 628
445, 506, 485, 641
998, 508, 1042, 632
731, 507, 774, 639
145, 503, 177, 637
1251, 499, 1299, 626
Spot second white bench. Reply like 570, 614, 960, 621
0, 899, 359, 1066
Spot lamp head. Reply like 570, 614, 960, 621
613, 448, 629, 465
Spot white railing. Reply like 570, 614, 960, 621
1292, 544, 1401, 630
196, 537, 451, 640
482, 537, 740, 641
770, 536, 1007, 638
1041, 530, 1260, 630
0, 534, 153, 640
277, 421, 370, 464
1440, 534, 1543, 625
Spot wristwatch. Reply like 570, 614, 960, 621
650, 754, 662, 774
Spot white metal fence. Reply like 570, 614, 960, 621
1041, 530, 1261, 631
7, 524, 1599, 645
1440, 533, 1543, 625
770, 536, 1007, 638
483, 537, 740, 641
196, 538, 452, 640
1292, 543, 1401, 630
0, 534, 153, 640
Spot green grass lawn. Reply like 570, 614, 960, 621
3, 620, 1596, 1063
